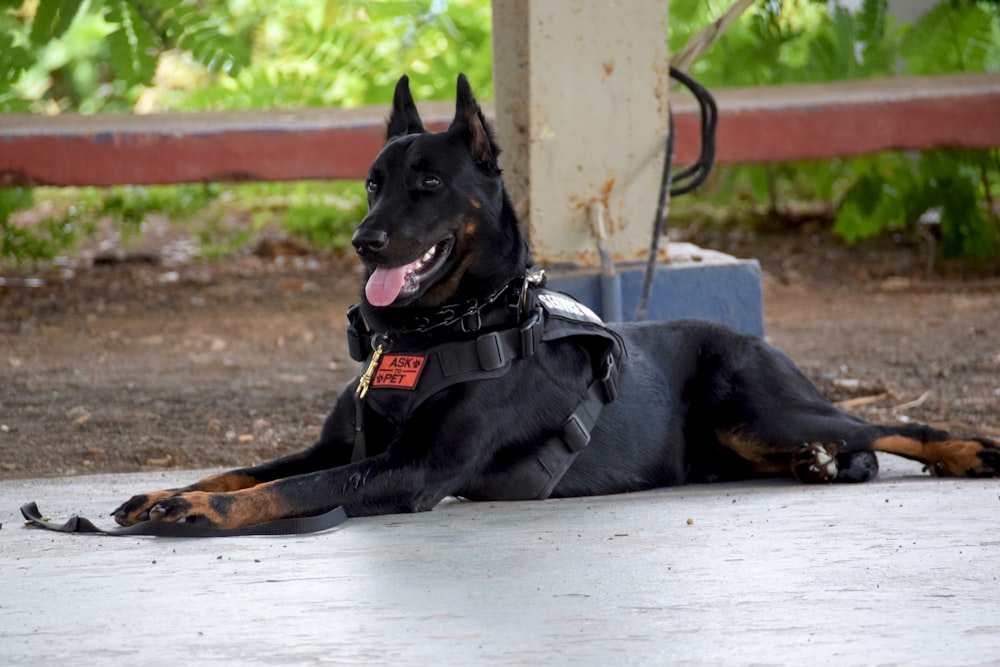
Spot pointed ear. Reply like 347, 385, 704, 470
386, 75, 425, 140
450, 73, 499, 170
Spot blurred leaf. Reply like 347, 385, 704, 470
29, 0, 85, 46
0, 30, 32, 95
141, 0, 250, 75
901, 1, 1000, 74
105, 0, 159, 86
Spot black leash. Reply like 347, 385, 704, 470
20, 501, 348, 537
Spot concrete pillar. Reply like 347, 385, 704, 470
491, 0, 763, 333
492, 0, 670, 268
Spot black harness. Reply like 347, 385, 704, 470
347, 275, 624, 500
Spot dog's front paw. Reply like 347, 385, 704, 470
793, 442, 839, 483
112, 490, 176, 526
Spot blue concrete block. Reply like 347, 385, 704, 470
544, 244, 763, 336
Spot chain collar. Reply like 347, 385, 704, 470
349, 271, 547, 358
396, 270, 545, 336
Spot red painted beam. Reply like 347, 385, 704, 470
1, 74, 998, 187
671, 72, 1000, 165
0, 103, 455, 187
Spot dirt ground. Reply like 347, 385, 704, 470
2, 227, 999, 481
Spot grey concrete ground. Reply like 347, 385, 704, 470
2, 458, 999, 667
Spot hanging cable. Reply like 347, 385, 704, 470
635, 66, 718, 321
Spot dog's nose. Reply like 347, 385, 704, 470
352, 228, 389, 256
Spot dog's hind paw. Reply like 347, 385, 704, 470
925, 437, 1000, 478
793, 442, 839, 483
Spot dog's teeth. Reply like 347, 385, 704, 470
412, 246, 437, 273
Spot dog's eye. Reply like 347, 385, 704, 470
365, 178, 379, 194
421, 175, 442, 190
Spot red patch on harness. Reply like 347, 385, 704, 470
371, 354, 427, 390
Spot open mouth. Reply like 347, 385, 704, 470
364, 238, 454, 307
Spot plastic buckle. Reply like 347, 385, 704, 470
346, 325, 365, 362
476, 332, 506, 371
562, 413, 591, 452
518, 310, 543, 358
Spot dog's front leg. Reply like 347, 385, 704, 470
110, 469, 264, 526
113, 388, 361, 526
145, 454, 454, 528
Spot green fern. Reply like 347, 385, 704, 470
104, 0, 158, 86
901, 2, 1000, 74
137, 0, 250, 75
0, 32, 31, 106
28, 0, 85, 46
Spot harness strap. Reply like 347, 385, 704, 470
534, 352, 619, 499
439, 310, 544, 376
479, 351, 619, 501
19, 501, 348, 537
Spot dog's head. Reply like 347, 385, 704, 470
352, 74, 528, 320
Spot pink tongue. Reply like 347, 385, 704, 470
365, 265, 409, 307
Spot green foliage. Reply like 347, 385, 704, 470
146, 0, 249, 76
3, 0, 998, 264
29, 0, 84, 46
901, 0, 1000, 73
0, 187, 86, 265
279, 182, 367, 250
673, 0, 1000, 261
100, 184, 220, 237
835, 148, 998, 261
104, 1, 159, 86
833, 153, 916, 242
193, 181, 365, 257
1, 0, 250, 114
171, 0, 493, 111
1, 0, 491, 264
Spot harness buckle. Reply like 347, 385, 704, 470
347, 326, 365, 363
346, 305, 371, 362
518, 309, 543, 358
476, 332, 507, 371
562, 413, 591, 452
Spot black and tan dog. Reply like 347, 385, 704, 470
113, 74, 999, 529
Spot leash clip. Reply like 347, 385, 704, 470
356, 343, 386, 400
520, 270, 546, 314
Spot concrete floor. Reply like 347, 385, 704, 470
2, 457, 999, 666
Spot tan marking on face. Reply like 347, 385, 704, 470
468, 197, 482, 209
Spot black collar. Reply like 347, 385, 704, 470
348, 272, 546, 358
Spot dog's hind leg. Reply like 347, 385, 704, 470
715, 418, 1000, 483
869, 423, 1000, 478
677, 320, 999, 483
